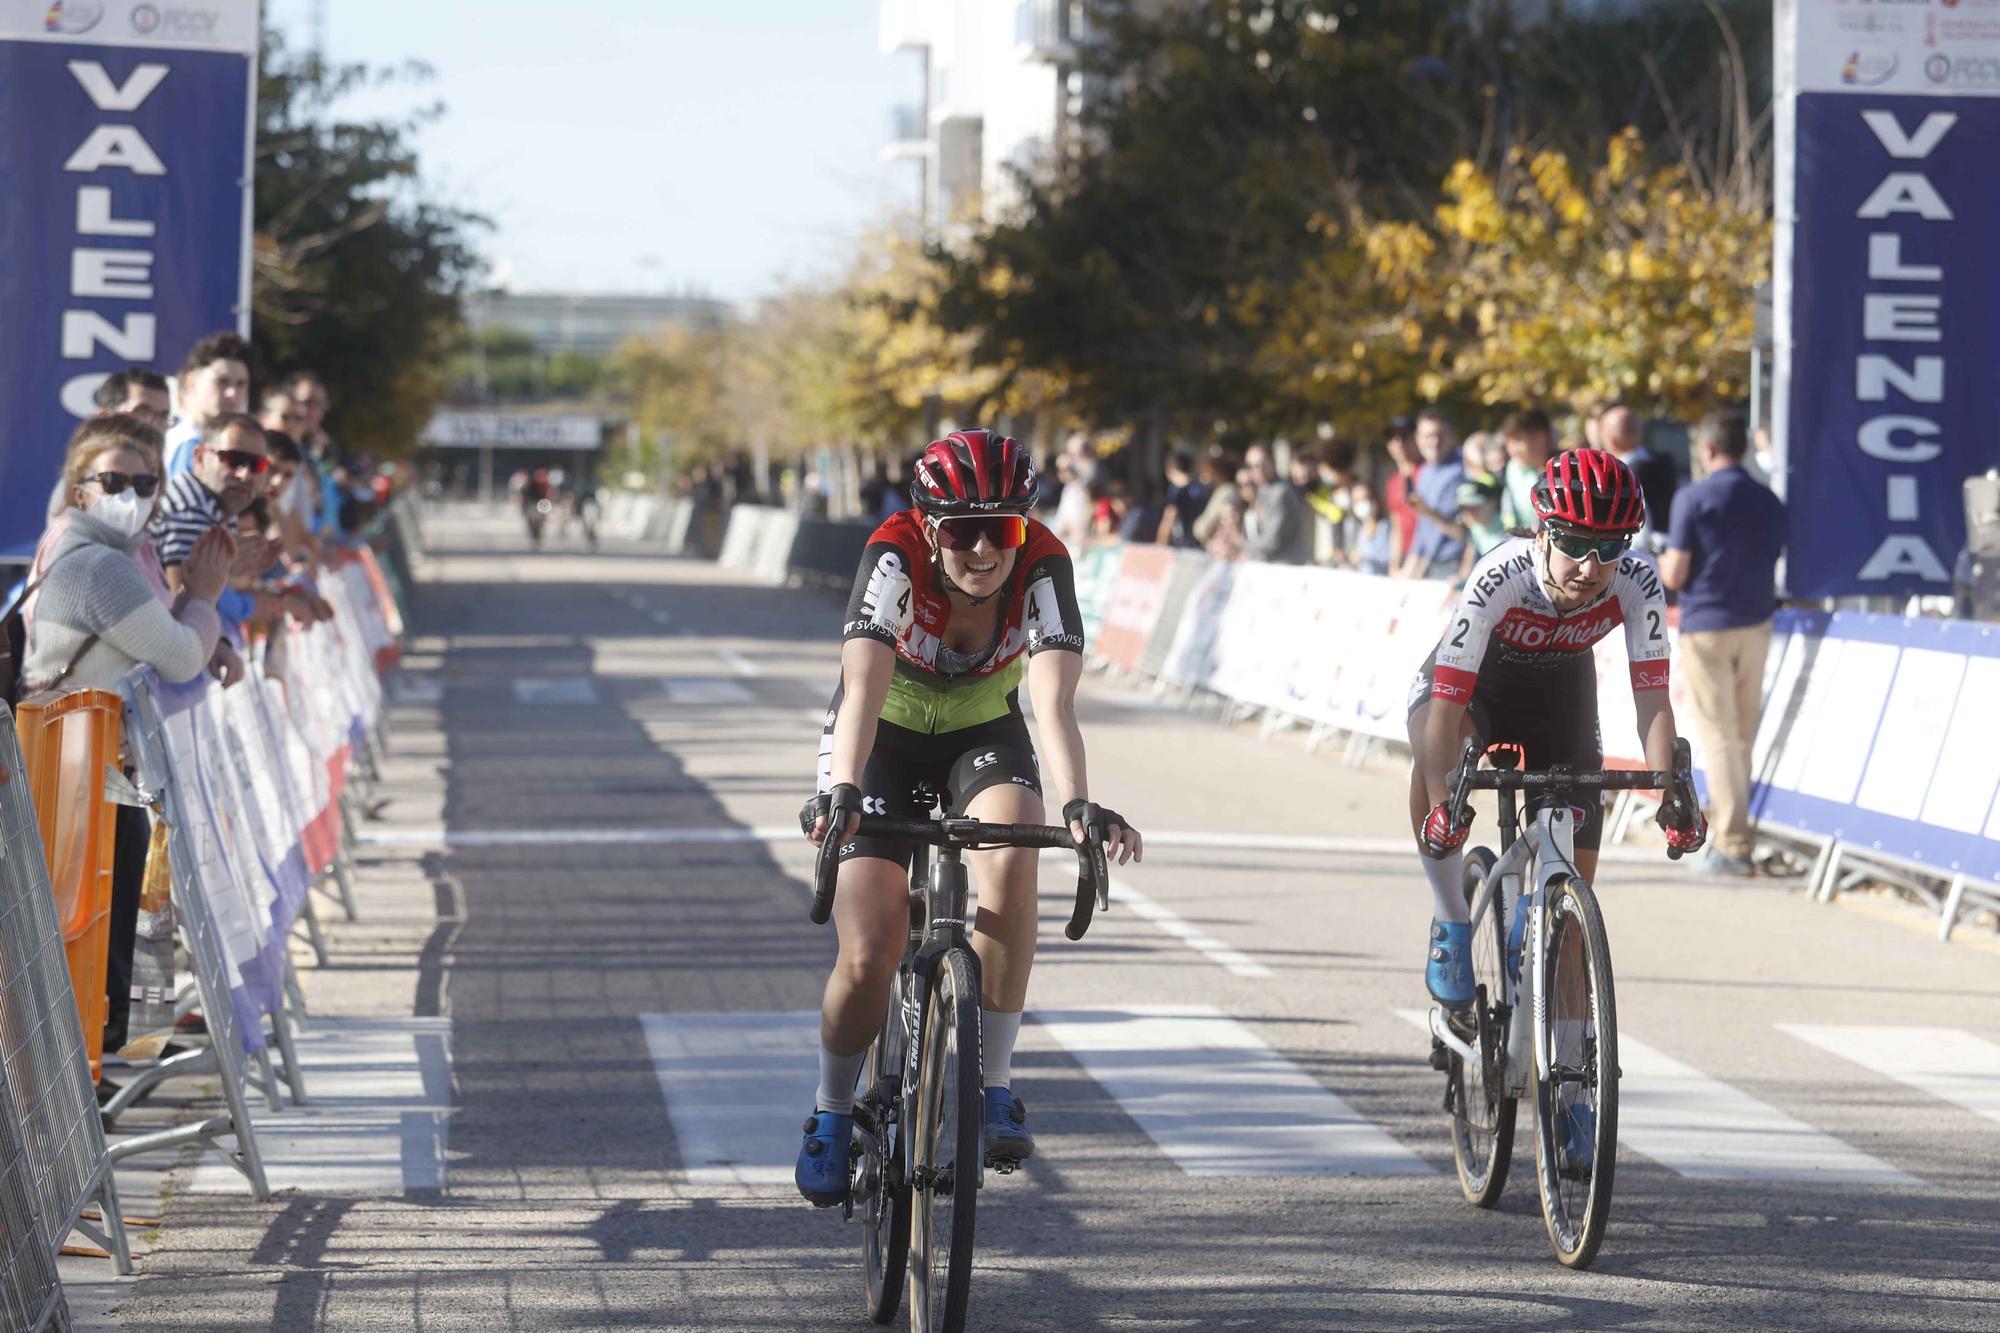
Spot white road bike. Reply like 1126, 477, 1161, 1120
1427, 737, 1698, 1269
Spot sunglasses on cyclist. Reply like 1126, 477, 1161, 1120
83, 471, 160, 498
930, 514, 1028, 552
1546, 527, 1631, 564
205, 447, 270, 475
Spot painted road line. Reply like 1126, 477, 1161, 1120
1391, 1011, 1914, 1185
1037, 1005, 1430, 1176
717, 649, 761, 678
1780, 1025, 2000, 1129
349, 825, 1491, 853
1616, 1035, 1918, 1184
662, 678, 756, 705
1108, 874, 1272, 979
641, 1011, 816, 1186
188, 1018, 453, 1195
512, 677, 599, 706
650, 609, 673, 625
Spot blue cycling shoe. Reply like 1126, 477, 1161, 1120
982, 1087, 1035, 1166
795, 1109, 854, 1206
1560, 1102, 1597, 1173
1425, 919, 1475, 1009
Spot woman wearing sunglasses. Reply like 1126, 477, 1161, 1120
796, 428, 1142, 1205
1405, 448, 1708, 1011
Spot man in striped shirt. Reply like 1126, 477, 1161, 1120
154, 415, 316, 649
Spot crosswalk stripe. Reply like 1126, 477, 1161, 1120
1778, 1025, 2000, 1129
641, 1011, 817, 1186
187, 1018, 454, 1195
1036, 1005, 1431, 1177
1392, 1010, 1915, 1185
1616, 1035, 1918, 1185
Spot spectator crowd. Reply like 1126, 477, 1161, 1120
9, 330, 398, 1082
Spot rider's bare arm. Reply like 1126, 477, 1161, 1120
812, 638, 894, 844
1421, 696, 1472, 811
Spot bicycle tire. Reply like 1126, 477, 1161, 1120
1450, 846, 1517, 1207
859, 974, 911, 1324
908, 948, 982, 1333
1532, 875, 1620, 1269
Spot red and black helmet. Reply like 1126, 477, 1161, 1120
910, 429, 1036, 516
1531, 448, 1645, 534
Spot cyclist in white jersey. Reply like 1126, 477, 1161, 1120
1405, 449, 1707, 1008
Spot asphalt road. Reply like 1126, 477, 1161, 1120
86, 507, 2000, 1332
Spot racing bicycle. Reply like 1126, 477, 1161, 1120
1427, 737, 1698, 1268
808, 789, 1110, 1332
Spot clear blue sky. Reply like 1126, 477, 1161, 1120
265, 0, 919, 304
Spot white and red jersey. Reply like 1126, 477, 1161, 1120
1429, 537, 1670, 708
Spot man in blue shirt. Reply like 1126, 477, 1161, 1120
1660, 410, 1786, 877
1401, 408, 1466, 579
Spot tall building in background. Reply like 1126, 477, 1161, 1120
880, 0, 1095, 238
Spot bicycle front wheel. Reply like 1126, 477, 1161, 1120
909, 948, 982, 1333
1532, 875, 1620, 1269
859, 973, 911, 1324
1450, 846, 1517, 1207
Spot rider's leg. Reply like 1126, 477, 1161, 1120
963, 781, 1044, 1080
1407, 700, 1479, 925
817, 856, 910, 1111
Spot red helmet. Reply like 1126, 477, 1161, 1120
1532, 448, 1645, 534
910, 429, 1036, 516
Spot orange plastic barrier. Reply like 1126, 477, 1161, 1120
15, 689, 125, 1084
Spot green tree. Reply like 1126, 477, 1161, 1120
252, 27, 485, 454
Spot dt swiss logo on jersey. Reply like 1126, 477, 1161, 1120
1494, 603, 1621, 653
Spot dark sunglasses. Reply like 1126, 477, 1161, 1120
207, 447, 270, 475
84, 471, 160, 498
1547, 527, 1631, 564
932, 514, 1028, 552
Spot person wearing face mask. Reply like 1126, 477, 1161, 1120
1344, 482, 1393, 575
795, 430, 1143, 1206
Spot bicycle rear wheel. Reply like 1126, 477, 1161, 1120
1532, 875, 1620, 1269
909, 948, 981, 1333
1450, 847, 1517, 1207
859, 973, 911, 1324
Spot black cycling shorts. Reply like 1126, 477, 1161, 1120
1408, 651, 1607, 851
816, 690, 1042, 871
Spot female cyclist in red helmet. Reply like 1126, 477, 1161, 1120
796, 429, 1142, 1205
1405, 447, 1706, 1010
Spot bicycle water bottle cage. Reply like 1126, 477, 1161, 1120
1485, 742, 1526, 771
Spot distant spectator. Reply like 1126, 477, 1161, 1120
1499, 409, 1556, 531
1478, 432, 1508, 482
1601, 404, 1678, 553
1053, 433, 1097, 547
1383, 417, 1420, 566
156, 415, 312, 638
164, 332, 254, 476
1191, 452, 1241, 550
1306, 442, 1354, 565
1242, 444, 1311, 564
1343, 482, 1393, 575
1156, 451, 1211, 548
1092, 479, 1129, 539
1460, 431, 1497, 486
1401, 409, 1467, 579
1119, 481, 1164, 543
1453, 476, 1506, 559
1660, 410, 1786, 878
94, 369, 171, 431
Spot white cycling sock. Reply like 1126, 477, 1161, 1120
981, 1008, 1024, 1090
1423, 849, 1469, 923
815, 1045, 866, 1115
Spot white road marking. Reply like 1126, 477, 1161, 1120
512, 677, 598, 706
187, 1018, 453, 1195
389, 677, 444, 705
662, 678, 755, 705
650, 609, 673, 625
718, 649, 761, 678
1108, 874, 1272, 978
641, 1011, 816, 1186
357, 825, 801, 848
1780, 1025, 2000, 1129
1036, 1005, 1430, 1176
1392, 1011, 1915, 1184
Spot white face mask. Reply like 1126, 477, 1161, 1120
1352, 501, 1376, 521
89, 486, 155, 537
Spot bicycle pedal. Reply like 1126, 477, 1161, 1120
985, 1157, 1018, 1175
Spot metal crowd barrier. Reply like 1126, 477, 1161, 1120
0, 704, 132, 1314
